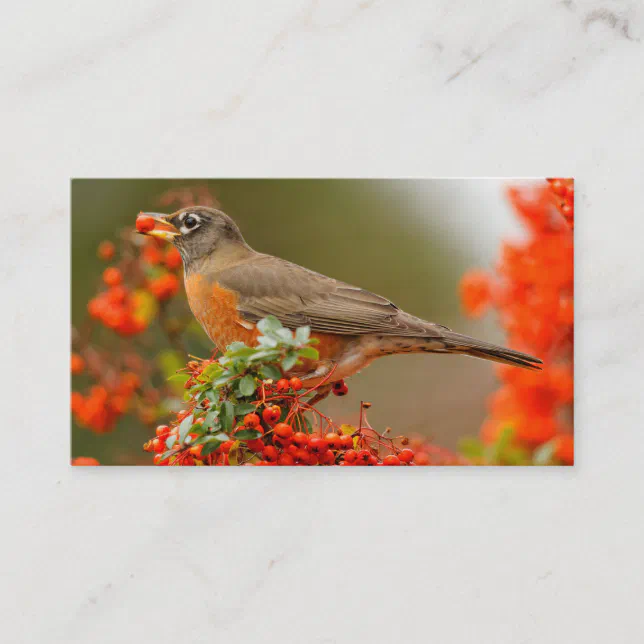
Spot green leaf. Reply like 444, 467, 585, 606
257, 315, 283, 335
259, 364, 282, 381
533, 440, 556, 466
248, 349, 281, 362
234, 428, 263, 441
202, 362, 223, 380
238, 374, 257, 396
214, 374, 234, 388
165, 434, 177, 449
198, 433, 230, 456
235, 402, 256, 416
167, 373, 190, 384
228, 440, 242, 465
178, 414, 194, 445
295, 326, 310, 344
220, 401, 234, 431
281, 352, 298, 372
297, 346, 319, 360
276, 327, 295, 343
227, 341, 247, 352
458, 437, 484, 459
227, 346, 256, 359
200, 440, 223, 456
257, 335, 279, 348
203, 410, 219, 430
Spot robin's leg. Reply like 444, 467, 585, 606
299, 360, 335, 404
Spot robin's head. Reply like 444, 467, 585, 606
139, 206, 249, 267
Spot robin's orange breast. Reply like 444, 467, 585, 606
184, 274, 350, 368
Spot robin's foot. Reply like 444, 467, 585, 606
306, 384, 333, 406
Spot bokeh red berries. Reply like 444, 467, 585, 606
459, 179, 574, 464
74, 181, 571, 466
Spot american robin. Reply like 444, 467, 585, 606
139, 206, 541, 399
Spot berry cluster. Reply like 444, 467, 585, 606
546, 178, 574, 229
459, 179, 574, 465
71, 372, 141, 433
143, 318, 429, 466
72, 457, 100, 466
87, 235, 182, 336
72, 189, 213, 441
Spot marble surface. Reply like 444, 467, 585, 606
2, 0, 644, 642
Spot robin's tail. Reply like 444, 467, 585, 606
439, 330, 542, 371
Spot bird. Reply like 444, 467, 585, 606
138, 206, 542, 400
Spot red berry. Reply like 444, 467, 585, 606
292, 432, 309, 447
97, 240, 115, 261
142, 245, 163, 265
189, 444, 203, 458
277, 453, 295, 466
276, 378, 290, 393
295, 448, 310, 462
262, 405, 281, 426
273, 423, 293, 439
344, 449, 358, 463
220, 441, 234, 454
244, 413, 260, 428
156, 425, 171, 438
273, 435, 292, 449
368, 455, 378, 466
152, 439, 165, 453
136, 214, 156, 233
262, 445, 278, 462
324, 433, 342, 450
289, 377, 303, 391
287, 444, 299, 457
414, 451, 431, 465
70, 353, 85, 375
398, 448, 414, 463
319, 450, 335, 465
339, 434, 354, 450
107, 285, 128, 305
356, 449, 371, 465
332, 380, 349, 396
549, 179, 566, 196
246, 438, 265, 452
383, 455, 401, 466
309, 437, 329, 455
102, 267, 122, 287
164, 246, 182, 270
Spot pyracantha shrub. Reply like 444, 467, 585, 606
71, 188, 216, 437
142, 316, 436, 466
72, 181, 572, 466
459, 179, 574, 465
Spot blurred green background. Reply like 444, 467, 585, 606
72, 179, 515, 464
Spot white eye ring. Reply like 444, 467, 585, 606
180, 213, 201, 234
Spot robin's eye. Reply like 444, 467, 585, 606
180, 214, 201, 234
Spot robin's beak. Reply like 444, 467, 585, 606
140, 213, 180, 241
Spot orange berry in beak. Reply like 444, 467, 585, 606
136, 214, 156, 234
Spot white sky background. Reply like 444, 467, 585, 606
405, 178, 528, 266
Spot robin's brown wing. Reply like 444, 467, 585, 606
214, 254, 448, 337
